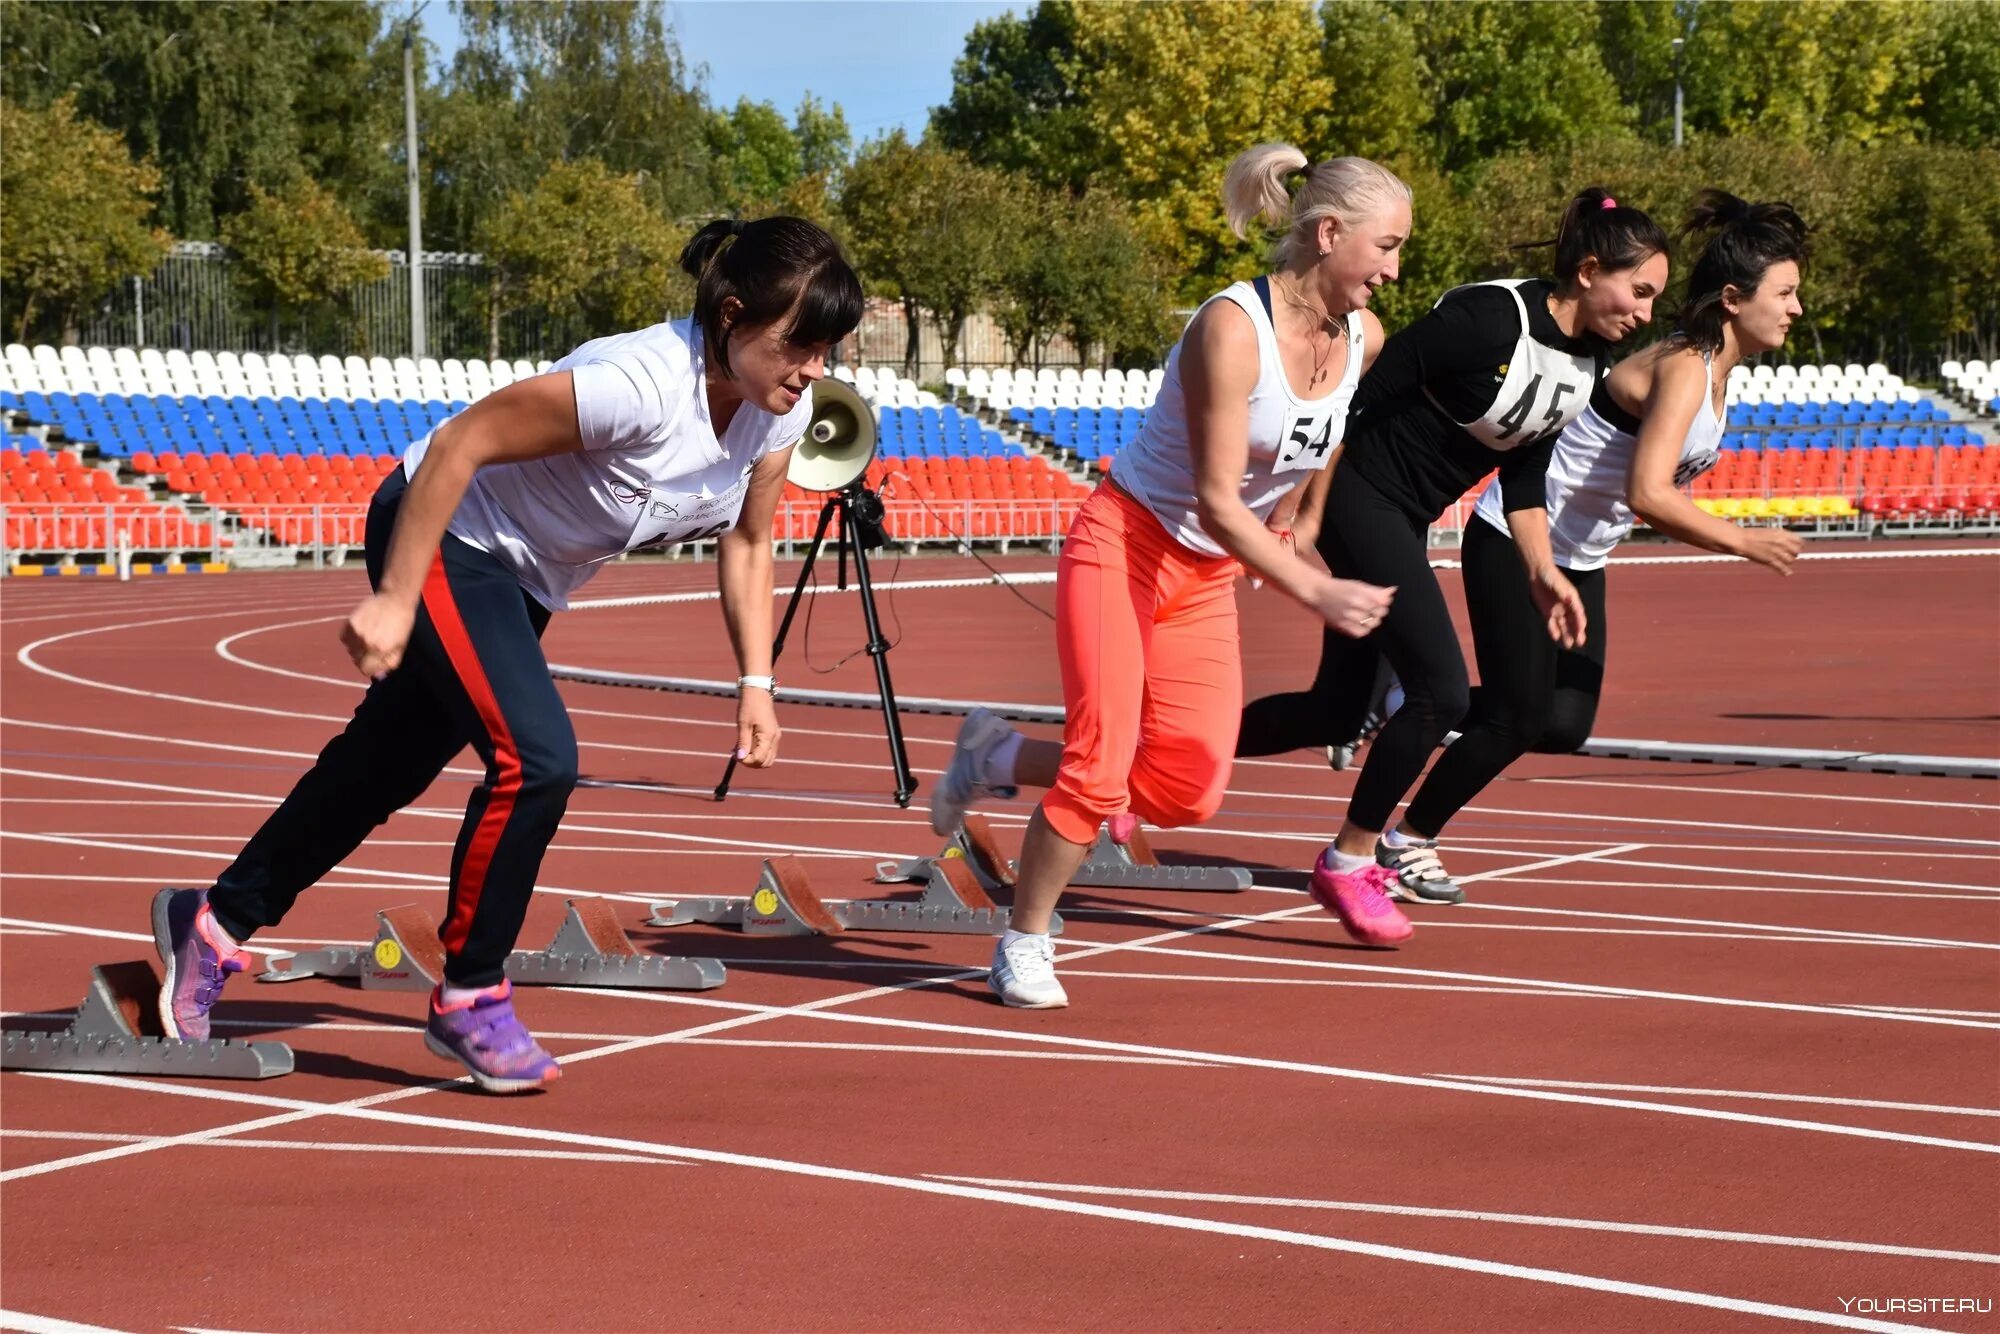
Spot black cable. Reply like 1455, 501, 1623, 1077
884, 467, 1058, 622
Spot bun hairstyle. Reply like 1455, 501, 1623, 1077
1516, 186, 1671, 290
1671, 189, 1810, 353
678, 216, 864, 377
1223, 142, 1411, 268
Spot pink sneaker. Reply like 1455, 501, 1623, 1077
1308, 853, 1414, 946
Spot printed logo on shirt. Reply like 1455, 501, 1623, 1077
651, 499, 680, 520
610, 482, 651, 506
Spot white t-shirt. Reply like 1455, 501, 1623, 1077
402, 318, 810, 609
1117, 278, 1364, 557
1475, 349, 1724, 570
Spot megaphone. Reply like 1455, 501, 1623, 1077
788, 377, 877, 492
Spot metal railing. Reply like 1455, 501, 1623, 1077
7, 490, 1992, 574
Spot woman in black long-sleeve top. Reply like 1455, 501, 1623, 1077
1237, 189, 1670, 946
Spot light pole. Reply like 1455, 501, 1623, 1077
403, 1, 430, 358
1672, 36, 1688, 149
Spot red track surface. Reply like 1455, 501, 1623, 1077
2, 547, 1997, 1333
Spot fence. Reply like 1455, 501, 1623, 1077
75, 245, 1101, 382
13, 487, 1992, 574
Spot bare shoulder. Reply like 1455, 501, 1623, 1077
1357, 308, 1387, 370
1182, 298, 1258, 393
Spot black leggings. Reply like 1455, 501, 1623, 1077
1237, 464, 1469, 832
1402, 517, 1607, 836
207, 469, 578, 987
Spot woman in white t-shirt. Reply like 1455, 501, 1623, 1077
927, 143, 1406, 1009
1397, 192, 1808, 871
149, 217, 863, 1090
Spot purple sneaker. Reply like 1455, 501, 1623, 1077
152, 887, 250, 1041
424, 981, 561, 1093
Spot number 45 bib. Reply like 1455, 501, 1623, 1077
1429, 280, 1598, 453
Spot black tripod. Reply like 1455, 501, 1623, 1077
713, 482, 916, 806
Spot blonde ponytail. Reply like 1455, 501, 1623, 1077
1223, 143, 1412, 268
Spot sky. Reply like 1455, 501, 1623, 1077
419, 1, 1024, 141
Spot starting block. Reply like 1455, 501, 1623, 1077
1, 961, 293, 1079
258, 899, 726, 991
652, 854, 1060, 937
874, 813, 1017, 892
878, 813, 1250, 894
1069, 824, 1252, 892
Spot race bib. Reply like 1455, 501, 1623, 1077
1272, 409, 1339, 475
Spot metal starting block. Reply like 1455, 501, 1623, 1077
1069, 824, 1253, 892
652, 854, 1060, 937
878, 812, 1250, 893
258, 899, 726, 991
2, 960, 293, 1079
874, 813, 1018, 892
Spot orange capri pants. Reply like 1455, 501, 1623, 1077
1042, 480, 1244, 845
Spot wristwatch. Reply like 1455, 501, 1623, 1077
737, 674, 777, 694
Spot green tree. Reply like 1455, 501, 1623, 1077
793, 94, 853, 181
1317, 2, 1433, 165
838, 135, 1018, 373
1909, 0, 2000, 150
1593, 0, 1685, 144
426, 1, 713, 253
1401, 1, 1632, 173
1071, 1, 1335, 300
1059, 192, 1175, 368
220, 176, 391, 349
838, 133, 932, 375
1678, 1, 1925, 147
480, 159, 686, 352
929, 1, 1094, 194
0, 95, 172, 343
992, 190, 1078, 367
0, 1, 402, 241
709, 98, 803, 212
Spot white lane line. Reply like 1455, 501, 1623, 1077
1522, 775, 2000, 814
25, 618, 1989, 851
1451, 901, 2000, 951
559, 988, 2000, 1155
0, 1309, 139, 1334
0, 830, 658, 905
925, 1174, 2000, 1266
1493, 875, 2000, 904
1428, 1076, 2000, 1119
0, 781, 918, 865
6, 1073, 1957, 1334
0, 1130, 680, 1165
1576, 853, 2000, 893
1108, 941, 2000, 1032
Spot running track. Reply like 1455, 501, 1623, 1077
2, 549, 1996, 1333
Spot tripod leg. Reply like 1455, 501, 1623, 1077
844, 503, 917, 807
715, 496, 840, 802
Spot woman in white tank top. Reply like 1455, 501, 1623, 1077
926, 143, 1411, 1010
1399, 192, 1811, 872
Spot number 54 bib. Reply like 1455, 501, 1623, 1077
1429, 280, 1598, 452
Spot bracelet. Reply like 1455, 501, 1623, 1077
737, 674, 776, 695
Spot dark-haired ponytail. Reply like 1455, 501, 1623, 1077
678, 216, 864, 377
1514, 187, 1671, 290
1671, 190, 1810, 354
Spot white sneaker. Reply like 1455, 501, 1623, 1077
988, 933, 1068, 1009
930, 707, 1019, 835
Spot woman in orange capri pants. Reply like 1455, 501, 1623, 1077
928, 143, 1411, 1008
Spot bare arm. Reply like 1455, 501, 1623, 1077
343, 372, 587, 677
1627, 353, 1800, 574
717, 446, 792, 766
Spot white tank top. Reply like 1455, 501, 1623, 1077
1117, 278, 1365, 557
1475, 349, 1724, 570
1431, 279, 1598, 451
403, 318, 811, 610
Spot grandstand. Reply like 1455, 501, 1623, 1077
3, 341, 1993, 572
0, 345, 1091, 567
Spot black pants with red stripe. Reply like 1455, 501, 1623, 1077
207, 469, 578, 987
